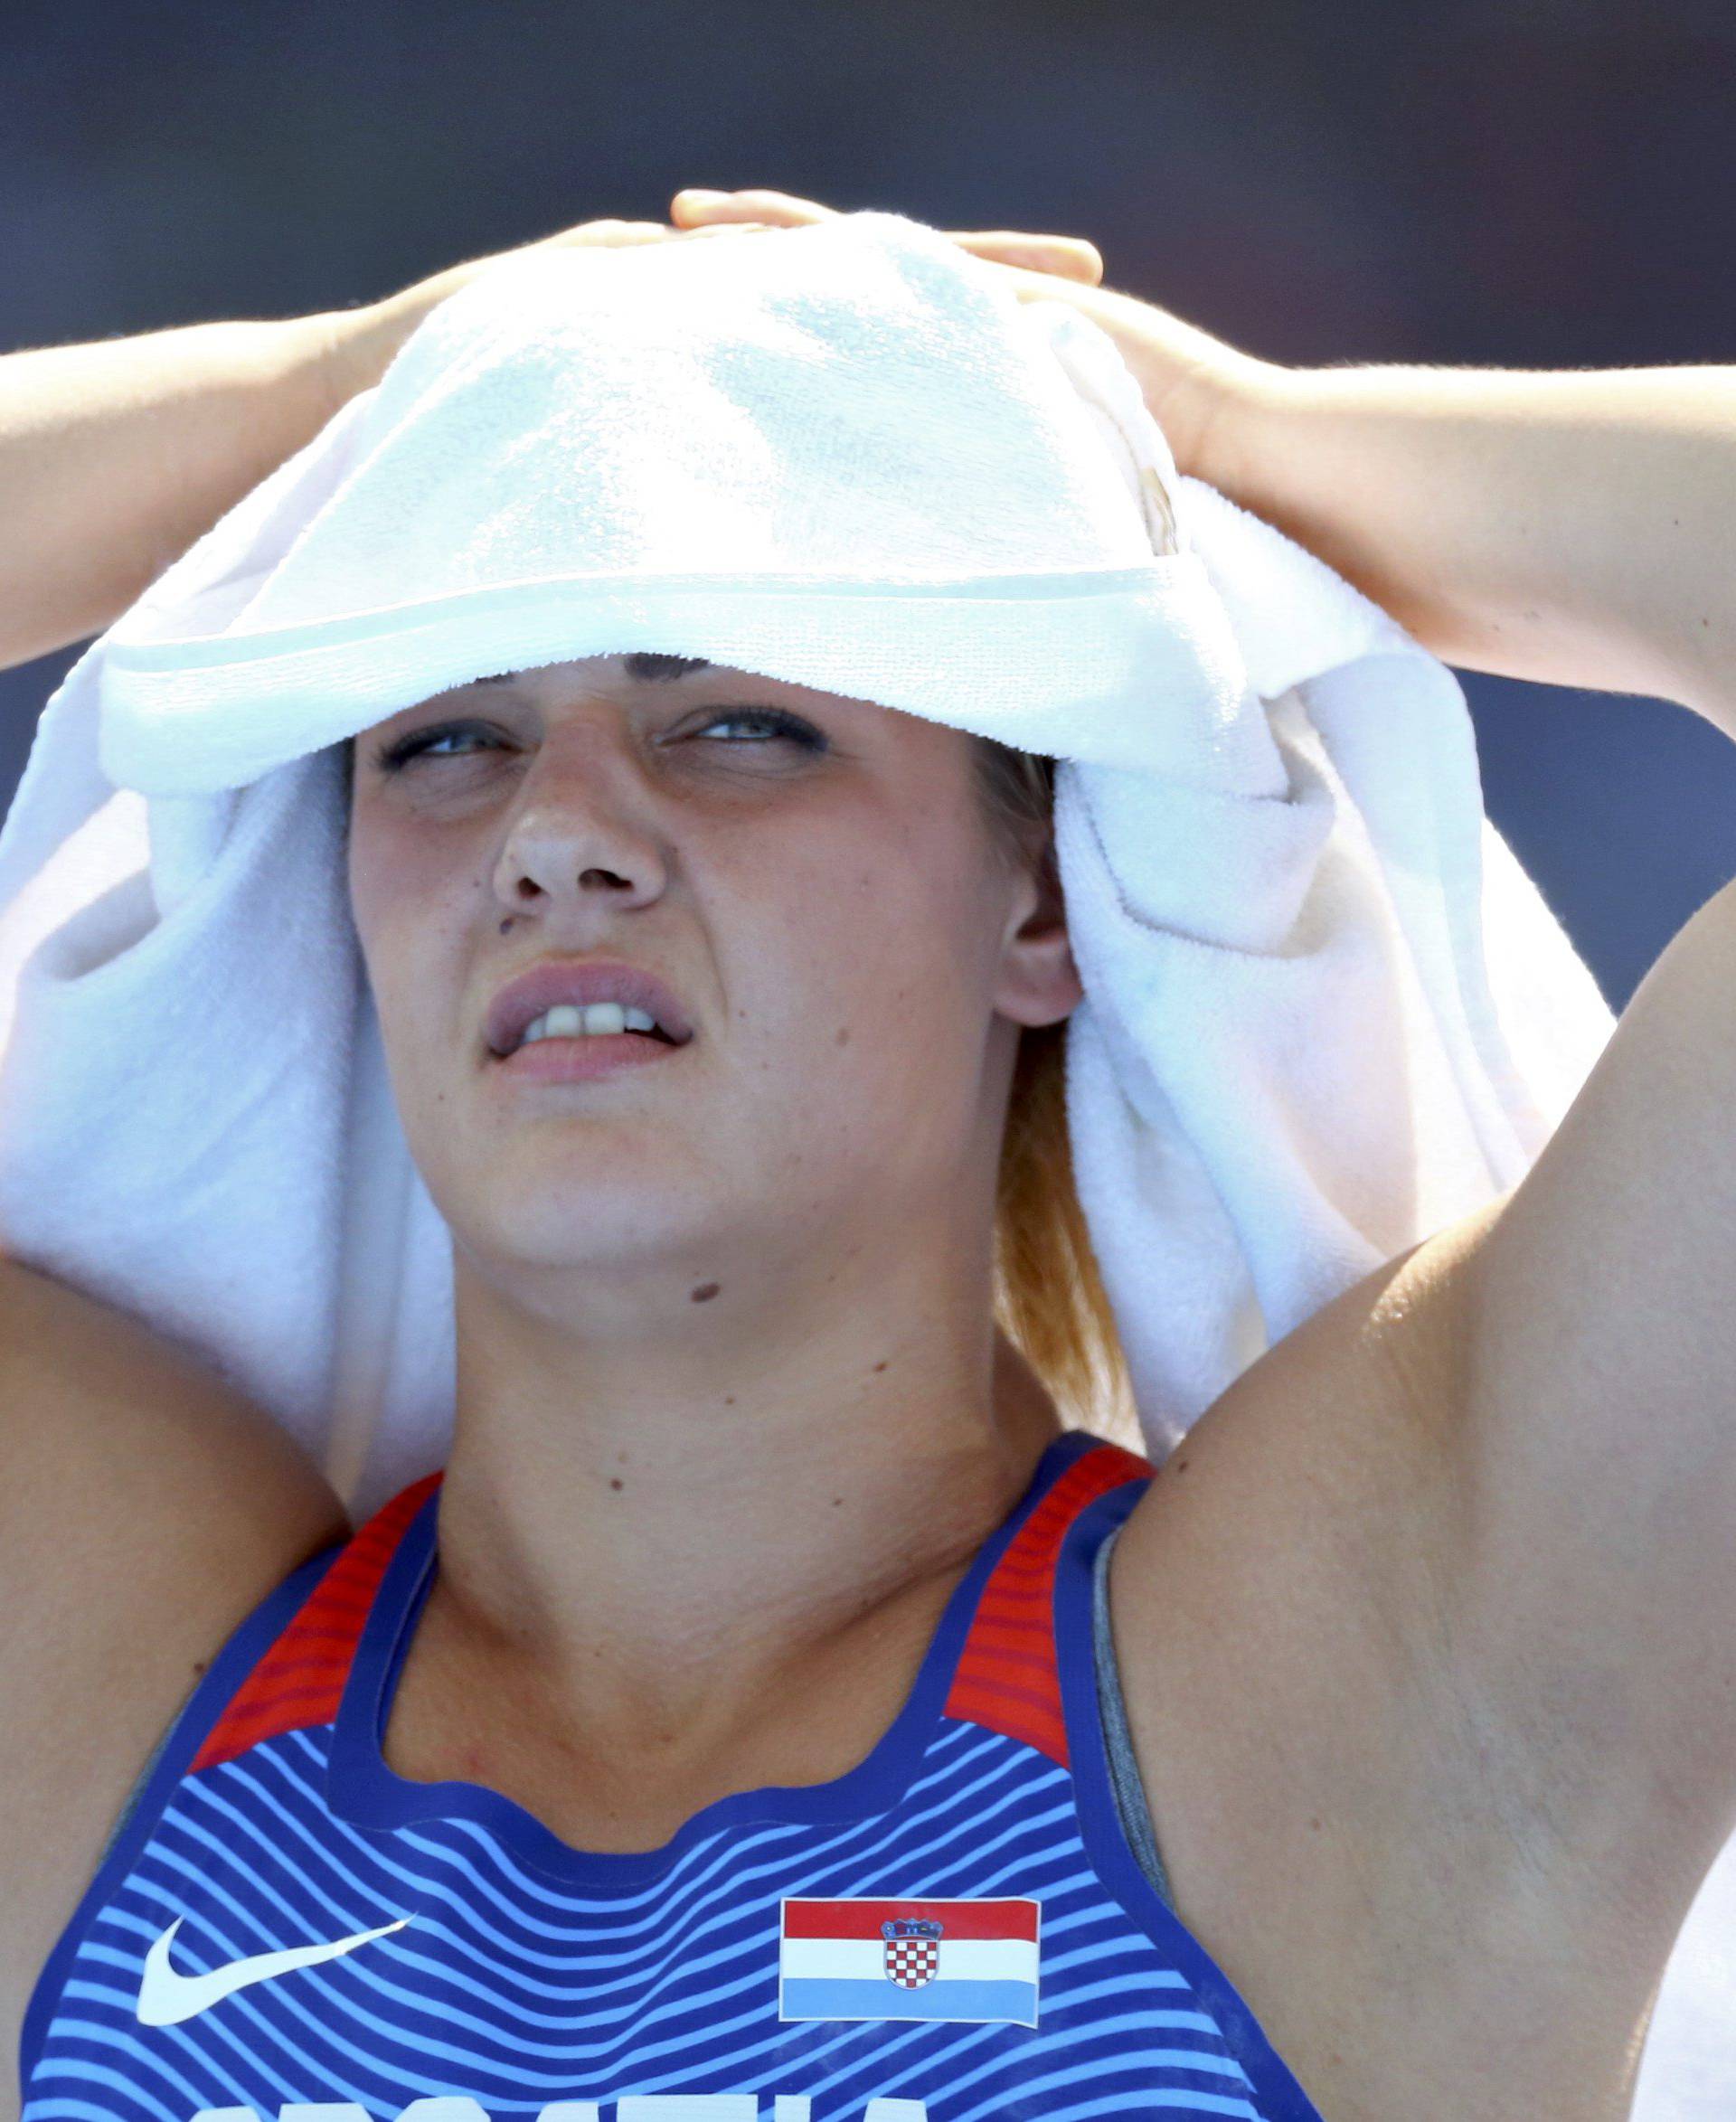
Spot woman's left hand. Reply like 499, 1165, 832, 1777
666, 187, 1286, 489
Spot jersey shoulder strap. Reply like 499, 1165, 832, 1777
191, 1467, 444, 1772
945, 1434, 1152, 1763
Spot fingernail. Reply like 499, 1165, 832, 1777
677, 188, 730, 203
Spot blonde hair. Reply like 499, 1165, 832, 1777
971, 739, 1143, 1454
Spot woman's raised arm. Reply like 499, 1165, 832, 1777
1214, 360, 1736, 735
0, 211, 828, 675
0, 312, 355, 672
674, 188, 1736, 734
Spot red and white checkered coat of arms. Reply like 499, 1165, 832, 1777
881, 1917, 943, 1989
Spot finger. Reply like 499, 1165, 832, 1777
533, 220, 675, 251
673, 193, 1101, 284
672, 187, 835, 226
951, 232, 1104, 284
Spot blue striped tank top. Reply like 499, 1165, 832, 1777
20, 1427, 1327, 2121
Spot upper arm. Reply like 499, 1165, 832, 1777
1445, 870, 1736, 1913
0, 1258, 351, 2046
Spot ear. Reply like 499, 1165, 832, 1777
992, 826, 1083, 1031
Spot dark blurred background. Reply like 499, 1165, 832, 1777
5, 0, 1734, 1011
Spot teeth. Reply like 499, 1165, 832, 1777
518, 1002, 661, 1047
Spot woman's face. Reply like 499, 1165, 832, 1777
345, 653, 1080, 1296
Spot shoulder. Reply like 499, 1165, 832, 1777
1111, 1221, 1470, 1725
0, 1257, 351, 2076
1099, 1212, 1710, 2107
1103, 1231, 1494, 2032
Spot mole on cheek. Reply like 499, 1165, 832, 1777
691, 1282, 722, 1303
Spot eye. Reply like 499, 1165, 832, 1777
691, 707, 826, 750
370, 720, 497, 772
367, 706, 826, 775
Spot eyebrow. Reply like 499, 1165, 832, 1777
472, 654, 712, 687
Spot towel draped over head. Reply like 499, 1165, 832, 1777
0, 208, 1613, 1519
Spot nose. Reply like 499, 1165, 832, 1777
490, 741, 669, 916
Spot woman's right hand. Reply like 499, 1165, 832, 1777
316, 212, 764, 410
665, 186, 1292, 495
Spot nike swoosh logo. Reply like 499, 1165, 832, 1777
137, 1911, 413, 2025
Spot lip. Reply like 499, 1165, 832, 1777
491, 1030, 686, 1082
484, 957, 695, 1060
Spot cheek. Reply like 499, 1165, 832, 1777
350, 801, 485, 928
347, 822, 477, 1049
777, 835, 996, 1080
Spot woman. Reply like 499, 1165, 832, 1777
3, 185, 1733, 2121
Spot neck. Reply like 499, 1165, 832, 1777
429, 1233, 1066, 1755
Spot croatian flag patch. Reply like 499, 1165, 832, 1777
778, 1897, 1041, 2026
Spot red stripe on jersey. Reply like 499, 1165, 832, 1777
943, 1438, 1149, 1766
190, 1469, 444, 1774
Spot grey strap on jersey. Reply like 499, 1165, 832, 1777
1091, 1514, 1177, 1913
